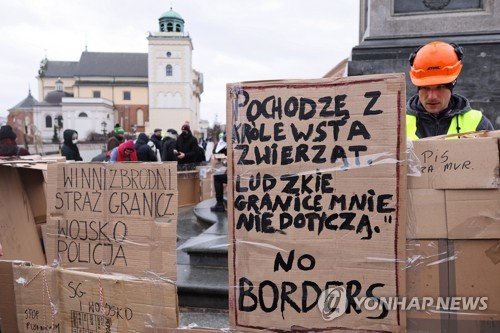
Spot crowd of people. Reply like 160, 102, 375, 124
87, 123, 218, 170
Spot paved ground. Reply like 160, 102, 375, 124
177, 205, 229, 329
180, 308, 229, 330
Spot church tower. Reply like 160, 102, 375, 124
147, 8, 203, 133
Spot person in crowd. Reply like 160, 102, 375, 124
214, 132, 227, 155
175, 124, 200, 165
110, 140, 137, 162
91, 137, 121, 162
211, 132, 228, 212
135, 133, 158, 162
61, 129, 83, 161
204, 137, 214, 162
0, 125, 30, 157
112, 124, 125, 143
162, 129, 178, 162
151, 128, 163, 151
407, 41, 493, 139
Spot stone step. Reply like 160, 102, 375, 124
183, 198, 228, 267
177, 264, 228, 309
176, 199, 229, 309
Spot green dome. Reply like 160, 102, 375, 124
160, 9, 184, 23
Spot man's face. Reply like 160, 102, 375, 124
418, 84, 452, 114
124, 148, 133, 156
154, 131, 161, 138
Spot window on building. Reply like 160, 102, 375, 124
78, 112, 88, 118
56, 115, 63, 128
123, 91, 131, 100
137, 109, 144, 126
45, 115, 52, 128
93, 91, 101, 98
160, 23, 165, 32
167, 23, 173, 32
166, 51, 171, 57
166, 65, 173, 76
175, 24, 181, 32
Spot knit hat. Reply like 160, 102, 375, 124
181, 124, 190, 132
114, 127, 125, 135
0, 125, 16, 140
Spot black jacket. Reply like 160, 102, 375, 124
161, 137, 177, 161
406, 94, 493, 138
135, 133, 157, 162
150, 134, 162, 151
175, 132, 199, 164
61, 129, 82, 161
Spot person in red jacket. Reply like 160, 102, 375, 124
115, 140, 138, 162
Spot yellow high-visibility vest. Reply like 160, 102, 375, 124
406, 110, 483, 140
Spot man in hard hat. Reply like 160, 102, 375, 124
407, 41, 493, 139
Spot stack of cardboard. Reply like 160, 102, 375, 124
198, 165, 215, 201
178, 169, 201, 207
0, 162, 180, 332
406, 131, 500, 331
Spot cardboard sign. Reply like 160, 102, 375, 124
408, 136, 499, 189
12, 263, 178, 332
44, 163, 177, 277
0, 166, 45, 264
227, 74, 407, 331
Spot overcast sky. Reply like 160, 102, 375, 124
0, 0, 360, 125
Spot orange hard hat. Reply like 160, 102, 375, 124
409, 41, 463, 86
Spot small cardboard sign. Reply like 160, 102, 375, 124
44, 163, 177, 277
13, 263, 178, 332
227, 74, 407, 331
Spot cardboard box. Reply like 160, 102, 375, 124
405, 240, 500, 332
406, 240, 449, 332
43, 217, 177, 277
178, 170, 201, 207
0, 166, 45, 264
407, 189, 447, 239
12, 263, 179, 332
409, 136, 499, 189
446, 189, 500, 239
18, 167, 47, 226
449, 240, 500, 332
198, 166, 215, 201
0, 260, 23, 333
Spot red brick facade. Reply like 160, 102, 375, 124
7, 111, 34, 145
114, 104, 149, 133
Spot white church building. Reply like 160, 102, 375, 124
7, 8, 203, 144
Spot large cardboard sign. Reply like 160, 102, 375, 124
44, 163, 177, 277
227, 74, 407, 331
12, 263, 178, 332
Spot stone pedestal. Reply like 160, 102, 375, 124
349, 0, 500, 128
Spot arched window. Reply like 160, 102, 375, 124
175, 24, 181, 32
160, 23, 165, 32
167, 23, 173, 32
166, 64, 173, 76
45, 115, 52, 128
137, 109, 144, 126
78, 112, 88, 118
